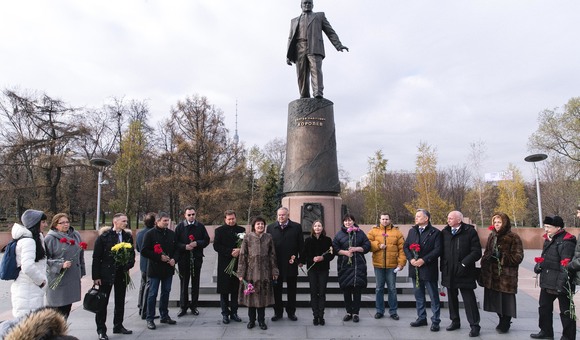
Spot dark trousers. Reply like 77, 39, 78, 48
147, 275, 173, 321
138, 271, 150, 318
296, 41, 324, 98
220, 292, 239, 317
248, 307, 265, 323
538, 288, 576, 339
272, 275, 297, 317
179, 257, 202, 310
53, 304, 72, 320
308, 270, 329, 318
95, 273, 127, 334
343, 286, 362, 315
448, 287, 480, 328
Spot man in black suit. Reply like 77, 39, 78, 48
267, 207, 304, 321
213, 210, 246, 324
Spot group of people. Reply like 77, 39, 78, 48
5, 206, 580, 340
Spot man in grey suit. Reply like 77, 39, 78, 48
286, 0, 348, 99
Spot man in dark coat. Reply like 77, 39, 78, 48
403, 209, 441, 332
267, 207, 304, 321
141, 212, 178, 330
174, 206, 210, 317
136, 212, 156, 319
441, 211, 482, 337
213, 210, 246, 324
92, 213, 135, 340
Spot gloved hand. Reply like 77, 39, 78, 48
534, 263, 542, 274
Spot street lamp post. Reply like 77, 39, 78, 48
90, 158, 112, 230
524, 153, 548, 228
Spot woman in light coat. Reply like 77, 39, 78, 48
45, 213, 86, 319
11, 209, 48, 317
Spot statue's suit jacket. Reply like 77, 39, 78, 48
286, 12, 344, 63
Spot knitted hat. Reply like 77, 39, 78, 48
21, 209, 47, 229
543, 215, 564, 228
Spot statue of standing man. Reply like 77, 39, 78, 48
286, 0, 349, 99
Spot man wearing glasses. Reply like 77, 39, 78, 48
175, 206, 210, 317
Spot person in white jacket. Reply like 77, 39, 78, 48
11, 209, 48, 317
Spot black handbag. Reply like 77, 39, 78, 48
83, 285, 108, 313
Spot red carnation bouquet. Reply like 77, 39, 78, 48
409, 243, 421, 288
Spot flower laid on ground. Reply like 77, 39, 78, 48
154, 243, 180, 278
50, 241, 88, 289
409, 243, 421, 288
488, 226, 502, 276
242, 279, 255, 296
111, 242, 135, 290
346, 227, 359, 265
534, 257, 544, 287
560, 258, 576, 320
307, 247, 333, 272
439, 287, 446, 297
188, 234, 196, 277
225, 233, 245, 276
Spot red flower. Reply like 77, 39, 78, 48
79, 242, 88, 250
535, 257, 545, 264
59, 237, 68, 243
154, 244, 163, 254
409, 243, 421, 252
189, 235, 195, 241
561, 258, 571, 267
69, 239, 75, 245
488, 226, 495, 231
439, 291, 446, 297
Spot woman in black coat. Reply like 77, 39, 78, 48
302, 220, 334, 326
332, 214, 370, 323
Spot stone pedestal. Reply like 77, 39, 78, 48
283, 98, 342, 237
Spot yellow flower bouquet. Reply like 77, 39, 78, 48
111, 242, 135, 290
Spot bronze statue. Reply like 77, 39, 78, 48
286, 0, 349, 99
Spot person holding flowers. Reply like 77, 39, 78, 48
403, 209, 441, 332
367, 212, 406, 321
141, 212, 178, 330
92, 213, 135, 340
480, 212, 524, 334
237, 216, 279, 330
44, 213, 86, 319
530, 215, 576, 340
213, 210, 246, 324
302, 220, 334, 325
332, 213, 370, 323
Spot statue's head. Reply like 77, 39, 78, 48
301, 0, 313, 12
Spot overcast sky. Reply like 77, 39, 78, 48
2, 0, 579, 183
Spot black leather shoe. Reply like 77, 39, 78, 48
222, 315, 230, 324
313, 317, 319, 325
352, 314, 360, 323
98, 333, 108, 340
431, 324, 440, 332
288, 314, 298, 321
319, 318, 325, 326
374, 313, 383, 319
390, 314, 399, 320
147, 321, 156, 330
113, 326, 132, 334
271, 315, 282, 321
247, 321, 255, 329
177, 309, 187, 317
190, 308, 199, 315
230, 313, 242, 322
343, 314, 352, 321
160, 317, 176, 325
446, 322, 461, 331
530, 331, 554, 339
469, 326, 481, 337
259, 322, 268, 330
410, 319, 428, 327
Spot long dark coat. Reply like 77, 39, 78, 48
213, 224, 247, 294
92, 227, 135, 285
403, 223, 441, 282
174, 220, 210, 269
332, 225, 370, 289
440, 223, 482, 289
237, 232, 279, 308
266, 220, 304, 280
141, 227, 177, 279
480, 225, 524, 294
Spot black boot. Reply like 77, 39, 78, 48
497, 315, 511, 333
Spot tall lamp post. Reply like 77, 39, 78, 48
90, 158, 112, 230
524, 153, 548, 228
